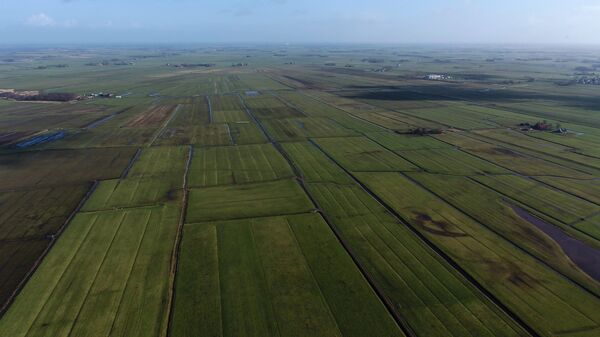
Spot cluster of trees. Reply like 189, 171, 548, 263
405, 128, 444, 136
519, 120, 564, 132
0, 92, 80, 102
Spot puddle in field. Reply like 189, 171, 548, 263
511, 205, 600, 282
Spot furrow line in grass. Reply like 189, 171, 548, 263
238, 93, 416, 337
308, 138, 541, 337
66, 211, 131, 337
149, 104, 182, 147
20, 214, 99, 337
206, 95, 213, 124
0, 180, 99, 316
529, 177, 600, 208
165, 144, 193, 337
119, 147, 142, 180
106, 209, 153, 337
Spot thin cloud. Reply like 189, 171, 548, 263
25, 13, 56, 27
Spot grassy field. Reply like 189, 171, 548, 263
187, 179, 314, 222
356, 172, 600, 336
0, 205, 179, 337
171, 214, 403, 337
1, 45, 600, 337
188, 144, 294, 187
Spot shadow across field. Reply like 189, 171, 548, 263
342, 85, 600, 110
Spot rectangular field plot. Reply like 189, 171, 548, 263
171, 214, 403, 337
536, 176, 600, 205
42, 127, 157, 148
186, 179, 313, 222
0, 147, 136, 190
262, 118, 358, 141
0, 239, 49, 308
275, 91, 344, 117
0, 185, 89, 240
127, 146, 188, 179
228, 122, 266, 145
355, 171, 600, 336
307, 182, 528, 337
188, 144, 294, 187
167, 99, 210, 126
125, 105, 177, 128
473, 175, 600, 240
366, 132, 452, 151
374, 111, 445, 130
81, 178, 182, 211
436, 132, 592, 178
282, 142, 353, 184
156, 124, 232, 146
398, 104, 514, 130
0, 205, 179, 337
212, 109, 250, 123
315, 136, 417, 172
209, 95, 244, 112
473, 129, 600, 173
397, 148, 509, 175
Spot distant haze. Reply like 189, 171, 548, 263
2, 0, 600, 45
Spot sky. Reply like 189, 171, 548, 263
2, 0, 600, 45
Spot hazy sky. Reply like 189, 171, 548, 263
2, 0, 600, 44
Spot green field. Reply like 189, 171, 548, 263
188, 144, 294, 187
171, 214, 403, 337
1, 45, 600, 337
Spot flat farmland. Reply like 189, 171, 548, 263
157, 125, 232, 146
473, 175, 600, 241
171, 214, 404, 337
397, 148, 509, 175
281, 142, 354, 184
0, 147, 136, 190
228, 122, 267, 144
282, 141, 528, 336
125, 105, 177, 128
81, 178, 182, 211
314, 136, 417, 172
0, 185, 89, 240
186, 179, 314, 222
535, 176, 600, 205
356, 171, 600, 336
366, 132, 452, 151
262, 118, 358, 141
0, 205, 179, 337
126, 146, 188, 179
167, 99, 210, 126
408, 172, 600, 293
2, 46, 600, 337
435, 132, 593, 178
188, 143, 294, 187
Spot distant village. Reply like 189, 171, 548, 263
425, 74, 452, 81
575, 76, 600, 85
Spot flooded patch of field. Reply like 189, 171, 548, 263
511, 204, 600, 282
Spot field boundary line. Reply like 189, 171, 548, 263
149, 104, 181, 147
0, 180, 98, 315
164, 144, 193, 337
119, 147, 142, 180
206, 95, 213, 123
